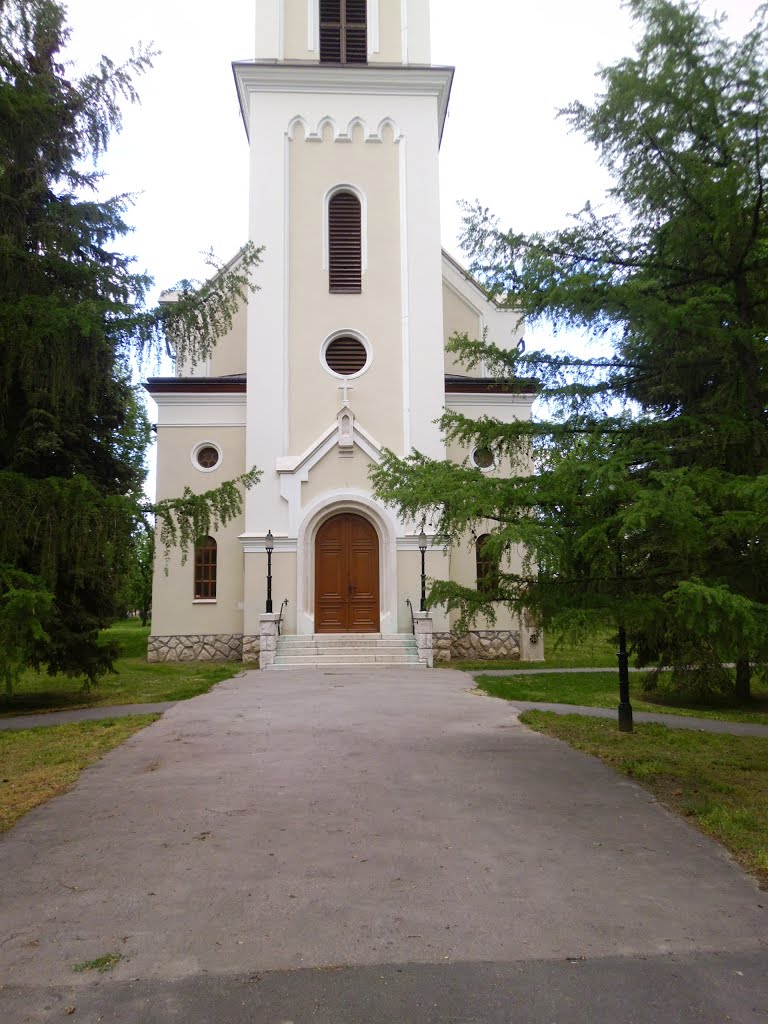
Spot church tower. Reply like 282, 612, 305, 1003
234, 0, 454, 640
147, 2, 537, 666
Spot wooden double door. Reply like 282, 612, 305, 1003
315, 513, 380, 633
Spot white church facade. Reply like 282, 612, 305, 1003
146, 0, 540, 667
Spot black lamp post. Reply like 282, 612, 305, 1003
265, 529, 274, 613
418, 528, 428, 611
617, 624, 633, 732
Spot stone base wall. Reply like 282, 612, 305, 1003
433, 630, 520, 663
242, 636, 260, 664
147, 634, 244, 663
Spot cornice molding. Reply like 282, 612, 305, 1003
445, 393, 537, 409
146, 391, 247, 407
232, 62, 454, 142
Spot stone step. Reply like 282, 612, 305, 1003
267, 632, 427, 671
274, 630, 409, 638
277, 639, 417, 650
273, 652, 422, 665
269, 662, 426, 671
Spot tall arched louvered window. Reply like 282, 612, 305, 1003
194, 536, 217, 600
476, 534, 497, 595
328, 190, 362, 293
320, 0, 368, 64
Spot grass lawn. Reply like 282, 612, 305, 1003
0, 715, 159, 833
475, 671, 768, 724
0, 620, 243, 717
450, 629, 618, 672
521, 711, 768, 884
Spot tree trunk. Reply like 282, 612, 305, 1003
735, 657, 751, 702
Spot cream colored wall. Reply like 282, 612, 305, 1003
396, 546, 451, 632
243, 551, 298, 635
375, 2, 403, 63
284, 1, 308, 60
443, 282, 482, 376
151, 424, 246, 637
300, 444, 373, 507
209, 299, 247, 378
277, 1, 428, 65
448, 531, 520, 632
287, 125, 403, 455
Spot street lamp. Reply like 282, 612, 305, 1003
418, 528, 428, 612
265, 529, 274, 613
617, 624, 633, 732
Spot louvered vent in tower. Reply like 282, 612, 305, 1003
324, 336, 368, 376
320, 0, 367, 63
328, 191, 362, 293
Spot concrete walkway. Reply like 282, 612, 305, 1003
1, 668, 766, 1022
3, 692, 766, 736
506, 699, 768, 736
0, 702, 176, 731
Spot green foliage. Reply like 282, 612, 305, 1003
371, 0, 768, 697
123, 525, 155, 626
154, 467, 262, 566
0, 568, 52, 697
0, 1, 261, 688
0, 620, 243, 714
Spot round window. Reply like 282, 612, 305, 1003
196, 445, 220, 470
472, 446, 495, 471
324, 335, 368, 376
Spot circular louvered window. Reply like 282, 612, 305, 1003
191, 441, 222, 473
323, 334, 370, 377
472, 446, 495, 471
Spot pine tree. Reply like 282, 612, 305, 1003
0, 0, 261, 691
371, 0, 768, 709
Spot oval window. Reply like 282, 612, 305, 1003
324, 335, 368, 376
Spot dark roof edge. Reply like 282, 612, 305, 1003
144, 376, 247, 396
445, 375, 538, 395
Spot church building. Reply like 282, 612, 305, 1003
146, 0, 540, 668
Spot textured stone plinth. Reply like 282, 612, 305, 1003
433, 630, 520, 663
147, 634, 244, 663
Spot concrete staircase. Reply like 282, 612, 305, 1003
268, 633, 425, 670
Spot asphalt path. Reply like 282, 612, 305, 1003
1, 668, 766, 1023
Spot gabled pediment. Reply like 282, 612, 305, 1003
276, 414, 383, 484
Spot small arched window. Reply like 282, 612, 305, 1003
476, 534, 498, 595
320, 0, 367, 64
328, 190, 362, 293
194, 536, 217, 600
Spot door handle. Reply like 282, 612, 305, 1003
348, 584, 356, 595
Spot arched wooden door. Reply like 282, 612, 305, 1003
315, 513, 380, 633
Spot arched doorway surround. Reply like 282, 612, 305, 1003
315, 513, 379, 632
296, 492, 399, 635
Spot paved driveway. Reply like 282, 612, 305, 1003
1, 668, 766, 1022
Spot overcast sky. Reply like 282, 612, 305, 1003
61, 0, 760, 295
60, 0, 761, 470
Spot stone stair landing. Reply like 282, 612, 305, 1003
269, 633, 425, 670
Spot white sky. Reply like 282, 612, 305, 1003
58, 0, 760, 485
61, 0, 760, 299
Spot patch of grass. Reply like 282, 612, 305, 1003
73, 952, 124, 973
0, 716, 158, 832
520, 711, 768, 884
449, 629, 617, 672
475, 671, 768, 725
0, 620, 242, 717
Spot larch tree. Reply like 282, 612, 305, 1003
0, 0, 261, 693
371, 0, 768, 714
